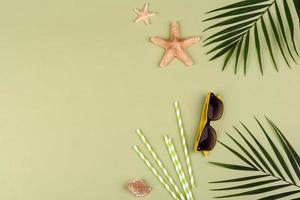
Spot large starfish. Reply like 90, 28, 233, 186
150, 22, 200, 67
134, 3, 157, 25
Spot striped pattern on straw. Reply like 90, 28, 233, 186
136, 129, 186, 200
174, 102, 196, 188
164, 135, 194, 200
133, 145, 179, 200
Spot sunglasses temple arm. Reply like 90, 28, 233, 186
203, 151, 209, 157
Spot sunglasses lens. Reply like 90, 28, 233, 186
197, 125, 217, 151
208, 93, 224, 120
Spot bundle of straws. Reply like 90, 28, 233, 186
133, 102, 196, 200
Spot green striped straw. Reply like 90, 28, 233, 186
174, 102, 196, 189
136, 129, 186, 200
133, 145, 179, 200
164, 136, 194, 200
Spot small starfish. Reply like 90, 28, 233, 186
134, 3, 157, 25
150, 22, 200, 67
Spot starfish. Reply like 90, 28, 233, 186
150, 22, 200, 67
134, 3, 157, 25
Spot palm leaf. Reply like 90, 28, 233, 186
203, 0, 300, 75
284, 0, 300, 57
295, 0, 300, 22
210, 117, 300, 199
243, 32, 250, 74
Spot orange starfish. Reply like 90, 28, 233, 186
134, 3, 157, 25
150, 22, 200, 67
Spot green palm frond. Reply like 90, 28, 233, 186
295, 0, 300, 21
209, 117, 300, 199
203, 0, 300, 75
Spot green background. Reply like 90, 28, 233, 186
0, 0, 299, 199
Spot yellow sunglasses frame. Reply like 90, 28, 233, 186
194, 92, 222, 156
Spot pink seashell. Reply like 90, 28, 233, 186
128, 178, 152, 197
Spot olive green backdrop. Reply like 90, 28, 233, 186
0, 0, 299, 199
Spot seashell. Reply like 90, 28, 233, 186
128, 178, 151, 197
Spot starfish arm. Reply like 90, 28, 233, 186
148, 12, 157, 17
143, 3, 149, 12
134, 8, 140, 13
181, 36, 200, 48
150, 37, 169, 49
175, 49, 194, 66
170, 21, 180, 39
143, 18, 150, 25
134, 16, 142, 23
160, 49, 176, 67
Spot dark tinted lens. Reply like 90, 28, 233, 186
197, 125, 217, 151
207, 93, 223, 120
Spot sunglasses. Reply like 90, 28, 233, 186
194, 92, 224, 153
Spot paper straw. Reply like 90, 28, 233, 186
174, 102, 196, 188
164, 136, 194, 200
136, 129, 186, 200
133, 145, 179, 200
